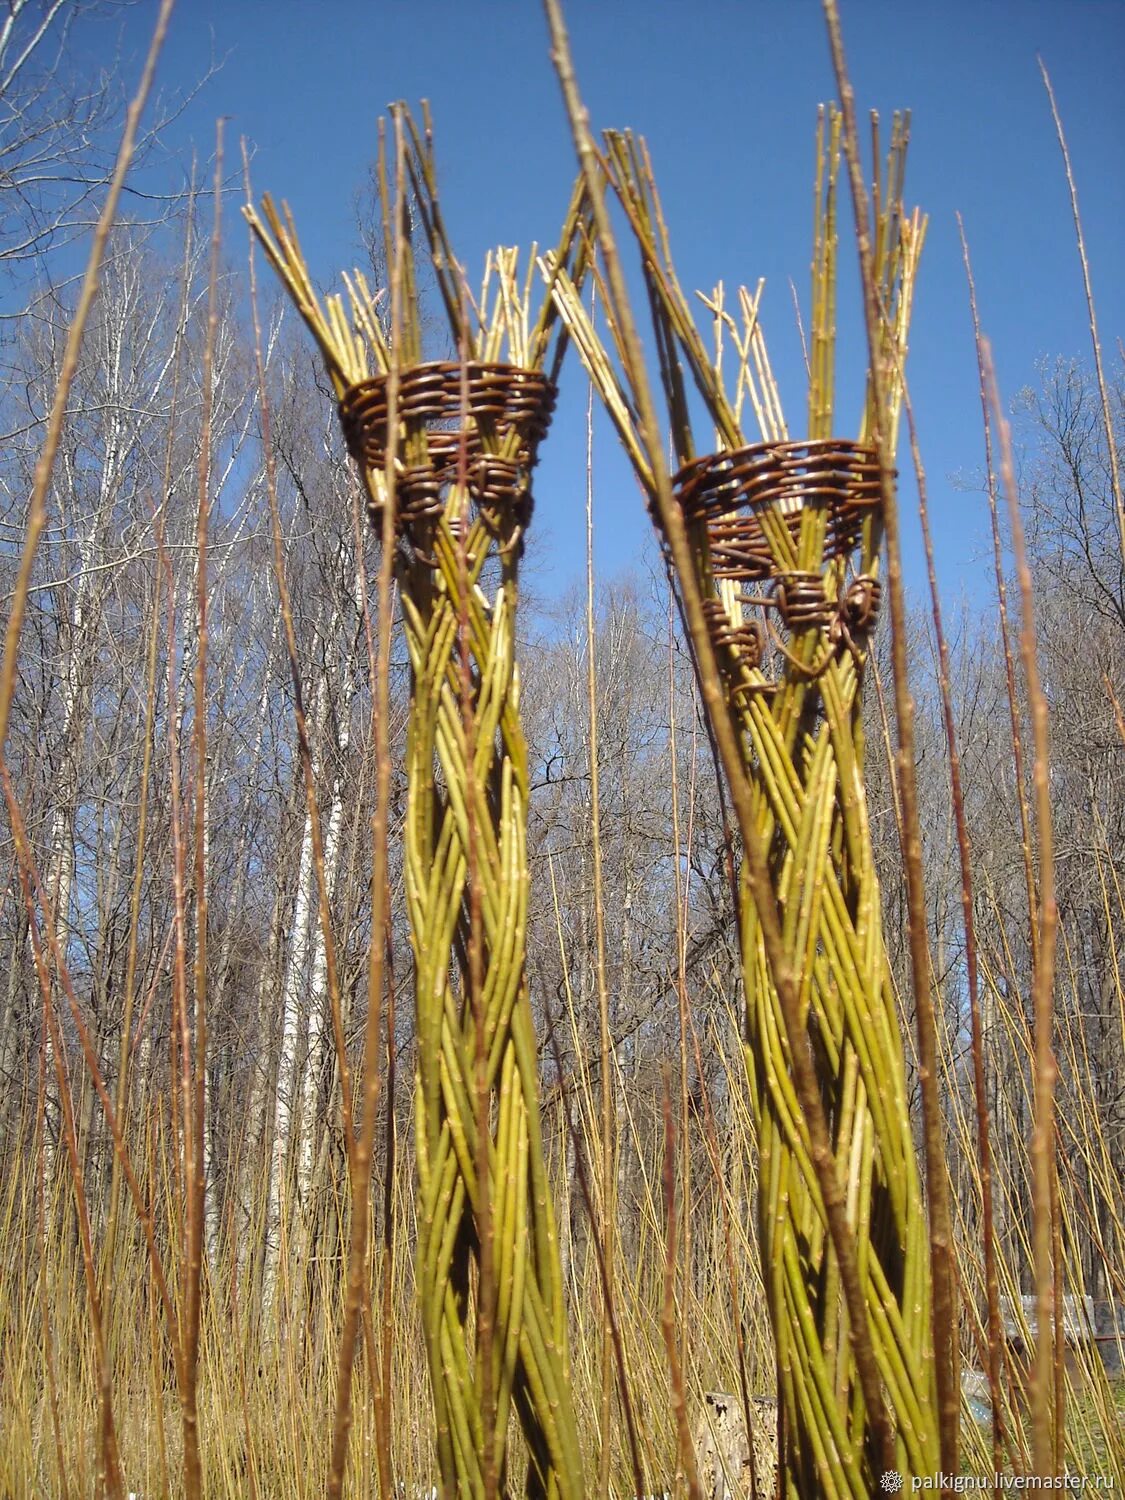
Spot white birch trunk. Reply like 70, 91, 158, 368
295, 634, 355, 1205
203, 607, 281, 1263
260, 666, 330, 1327
41, 417, 119, 1168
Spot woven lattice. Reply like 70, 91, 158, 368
340, 361, 555, 533
674, 438, 881, 583
673, 440, 885, 693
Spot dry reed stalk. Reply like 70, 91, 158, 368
581, 289, 619, 1500
543, 4, 943, 1488
822, 5, 959, 1473
244, 103, 590, 1498
545, 852, 647, 1499
3, 778, 124, 1496
954, 859, 1123, 1487
3, 782, 183, 1322
983, 339, 1061, 1479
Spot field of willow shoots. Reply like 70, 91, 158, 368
0, 3, 1123, 1498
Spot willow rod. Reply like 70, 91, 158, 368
246, 105, 590, 1497
821, 6, 958, 1473
544, 5, 940, 1489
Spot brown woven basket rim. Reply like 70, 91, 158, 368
339, 360, 556, 471
340, 359, 558, 403
673, 436, 882, 501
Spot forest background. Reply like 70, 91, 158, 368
0, 1, 1123, 1494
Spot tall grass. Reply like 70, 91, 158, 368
2, 882, 1122, 1493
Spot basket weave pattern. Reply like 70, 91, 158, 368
672, 438, 884, 686
674, 437, 881, 580
340, 360, 555, 533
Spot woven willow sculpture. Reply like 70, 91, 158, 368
546, 113, 939, 1496
245, 111, 590, 1499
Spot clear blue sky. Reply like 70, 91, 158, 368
103, 0, 1124, 607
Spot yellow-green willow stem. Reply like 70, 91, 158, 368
541, 93, 939, 1496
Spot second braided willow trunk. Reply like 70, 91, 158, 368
548, 114, 940, 1496
245, 112, 589, 1498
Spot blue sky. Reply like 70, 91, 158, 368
102, 0, 1123, 608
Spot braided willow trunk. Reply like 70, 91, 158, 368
392, 485, 582, 1500
694, 502, 938, 1499
341, 368, 584, 1497
542, 107, 941, 1496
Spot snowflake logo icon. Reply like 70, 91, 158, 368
879, 1472, 904, 1495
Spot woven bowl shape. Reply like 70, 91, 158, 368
673, 438, 882, 582
339, 360, 555, 474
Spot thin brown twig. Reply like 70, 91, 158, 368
545, 0, 896, 1475
982, 338, 1060, 1479
347, 384, 398, 1500
36, 1063, 71, 1500
957, 216, 1032, 1474
661, 1078, 703, 1500
1038, 59, 1124, 572
103, 168, 196, 1283
156, 304, 197, 1488
822, 0, 959, 1473
180, 120, 223, 1500
583, 283, 618, 1500
322, 118, 400, 1500
897, 360, 1008, 1472
667, 585, 693, 1387
957, 219, 1040, 972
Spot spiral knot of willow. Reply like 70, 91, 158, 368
841, 573, 882, 634
771, 570, 833, 630
701, 596, 766, 669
